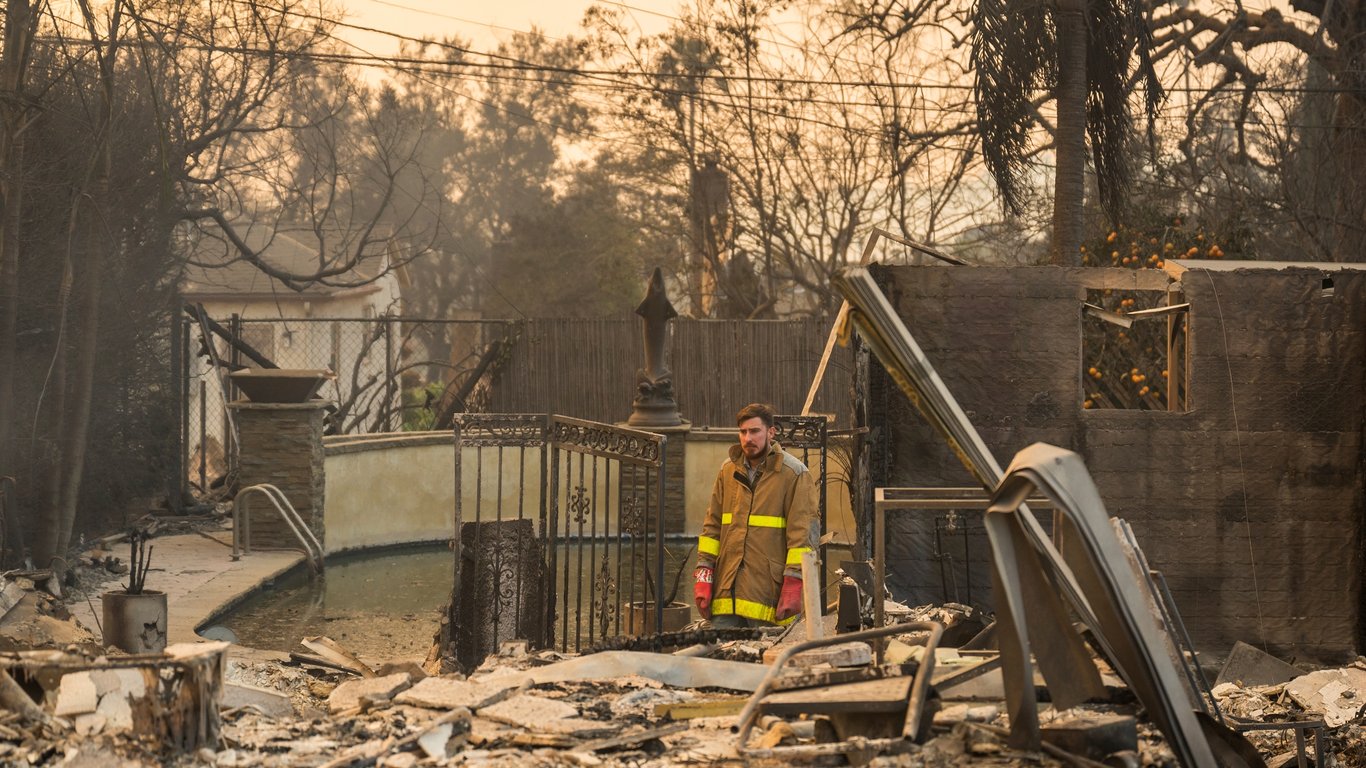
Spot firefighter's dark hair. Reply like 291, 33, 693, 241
735, 403, 775, 428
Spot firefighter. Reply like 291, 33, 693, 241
693, 403, 818, 626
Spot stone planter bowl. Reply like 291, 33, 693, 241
229, 368, 334, 404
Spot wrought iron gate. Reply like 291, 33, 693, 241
448, 414, 667, 667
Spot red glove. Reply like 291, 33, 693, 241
776, 576, 803, 621
694, 566, 714, 619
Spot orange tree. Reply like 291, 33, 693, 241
1079, 212, 1248, 409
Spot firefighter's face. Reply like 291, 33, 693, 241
738, 417, 774, 462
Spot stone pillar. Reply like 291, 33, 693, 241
228, 401, 329, 549
656, 425, 689, 535
616, 424, 690, 535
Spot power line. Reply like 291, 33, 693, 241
41, 1, 1360, 99
353, 0, 569, 41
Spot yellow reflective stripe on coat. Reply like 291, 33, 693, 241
786, 547, 812, 566
698, 536, 720, 556
719, 513, 784, 528
710, 598, 796, 626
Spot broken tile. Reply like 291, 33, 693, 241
0, 582, 26, 619
417, 722, 454, 759
53, 672, 98, 716
530, 718, 617, 738
97, 690, 134, 730
1285, 667, 1366, 727
328, 673, 412, 714
89, 670, 122, 697
222, 682, 293, 718
394, 676, 516, 710
113, 668, 147, 698
479, 694, 577, 729
73, 712, 107, 736
468, 717, 514, 747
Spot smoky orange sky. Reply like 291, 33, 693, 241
336, 0, 677, 55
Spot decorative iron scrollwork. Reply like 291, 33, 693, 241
773, 415, 827, 450
569, 485, 592, 525
453, 414, 548, 447
550, 416, 663, 467
621, 496, 645, 537
593, 554, 617, 638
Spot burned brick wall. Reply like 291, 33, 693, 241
863, 264, 1365, 663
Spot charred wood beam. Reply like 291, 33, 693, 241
433, 337, 510, 430
183, 304, 278, 370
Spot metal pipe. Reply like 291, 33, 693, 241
451, 417, 463, 656
198, 380, 207, 494
874, 501, 886, 657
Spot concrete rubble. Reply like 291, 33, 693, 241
0, 433, 1356, 766
1, 550, 1366, 767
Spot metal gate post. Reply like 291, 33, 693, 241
170, 314, 186, 510
384, 320, 395, 432
655, 435, 667, 634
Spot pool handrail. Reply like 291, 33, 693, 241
233, 484, 325, 574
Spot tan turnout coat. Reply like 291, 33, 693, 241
696, 443, 819, 625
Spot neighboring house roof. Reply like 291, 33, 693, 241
180, 217, 397, 300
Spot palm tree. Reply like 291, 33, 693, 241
971, 0, 1161, 264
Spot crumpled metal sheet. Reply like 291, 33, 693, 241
990, 445, 1219, 767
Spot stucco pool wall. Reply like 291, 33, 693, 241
321, 430, 853, 557
324, 434, 459, 553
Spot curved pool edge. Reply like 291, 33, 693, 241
70, 531, 308, 648
189, 552, 311, 642
193, 538, 454, 649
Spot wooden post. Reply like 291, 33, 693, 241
801, 549, 823, 641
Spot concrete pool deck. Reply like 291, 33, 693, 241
70, 530, 306, 647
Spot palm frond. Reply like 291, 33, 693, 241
1087, 0, 1164, 220
972, 0, 1053, 214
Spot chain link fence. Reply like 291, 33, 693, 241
181, 315, 516, 495
180, 313, 851, 499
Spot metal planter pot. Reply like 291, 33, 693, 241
622, 600, 691, 636
101, 589, 167, 654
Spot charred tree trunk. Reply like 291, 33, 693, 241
0, 0, 37, 532
33, 0, 118, 569
1330, 94, 1366, 260
1051, 0, 1088, 267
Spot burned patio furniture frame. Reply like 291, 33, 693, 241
1225, 718, 1325, 768
872, 487, 1054, 632
734, 621, 945, 761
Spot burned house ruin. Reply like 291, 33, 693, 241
858, 260, 1366, 663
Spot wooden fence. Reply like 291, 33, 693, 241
487, 318, 852, 428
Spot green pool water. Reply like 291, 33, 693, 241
215, 544, 454, 660
213, 540, 699, 660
